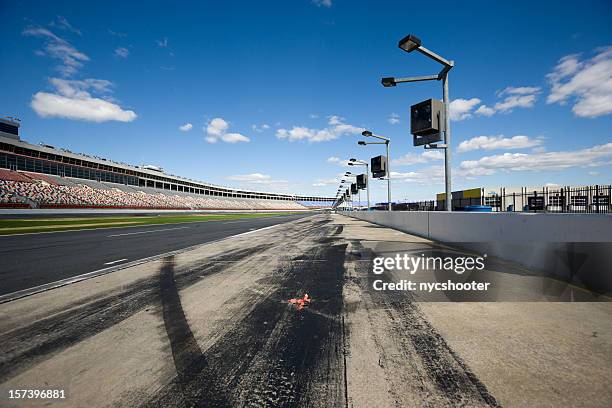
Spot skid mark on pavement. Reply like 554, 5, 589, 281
345, 240, 501, 407
158, 256, 229, 407
146, 218, 347, 407
238, 242, 347, 407
0, 244, 272, 384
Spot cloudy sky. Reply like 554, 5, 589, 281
1, 0, 611, 202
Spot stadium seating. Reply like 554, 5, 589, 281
0, 170, 313, 210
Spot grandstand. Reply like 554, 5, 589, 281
0, 122, 334, 211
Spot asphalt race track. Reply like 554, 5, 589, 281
0, 214, 610, 407
0, 213, 311, 296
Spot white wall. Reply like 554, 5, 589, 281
343, 211, 612, 294
346, 211, 612, 242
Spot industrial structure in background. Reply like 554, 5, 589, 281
387, 186, 611, 214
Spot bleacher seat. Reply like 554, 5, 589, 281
0, 170, 310, 211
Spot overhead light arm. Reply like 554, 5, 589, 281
358, 141, 386, 146
416, 45, 454, 68
393, 75, 439, 84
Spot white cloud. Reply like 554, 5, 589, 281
156, 37, 168, 47
49, 16, 81, 36
206, 118, 229, 136
114, 47, 129, 58
546, 46, 612, 118
179, 123, 193, 132
227, 173, 269, 182
226, 173, 288, 187
31, 77, 137, 122
457, 135, 543, 153
449, 98, 481, 121
422, 150, 444, 160
388, 113, 400, 125
475, 105, 495, 117
277, 115, 363, 143
498, 86, 541, 96
495, 86, 541, 113
312, 177, 341, 187
312, 0, 332, 7
459, 142, 612, 176
204, 117, 250, 143
328, 115, 343, 125
391, 165, 445, 184
392, 150, 444, 166
327, 156, 351, 166
494, 94, 537, 112
23, 27, 89, 77
222, 133, 250, 143
251, 123, 270, 133
457, 86, 540, 119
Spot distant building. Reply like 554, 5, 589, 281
436, 186, 611, 213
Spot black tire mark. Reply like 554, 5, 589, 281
147, 222, 347, 408
0, 244, 272, 384
341, 315, 349, 408
349, 240, 501, 407
237, 242, 348, 407
158, 256, 229, 407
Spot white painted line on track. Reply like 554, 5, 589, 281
0, 214, 314, 304
107, 226, 190, 237
231, 224, 279, 238
103, 258, 128, 265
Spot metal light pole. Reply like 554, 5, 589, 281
345, 172, 358, 211
442, 72, 452, 212
381, 34, 454, 211
349, 158, 370, 210
386, 140, 391, 211
358, 131, 392, 211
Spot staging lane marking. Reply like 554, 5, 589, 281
107, 226, 190, 237
103, 258, 128, 265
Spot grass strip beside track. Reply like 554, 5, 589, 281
0, 212, 298, 235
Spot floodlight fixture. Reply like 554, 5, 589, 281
361, 130, 373, 137
382, 33, 454, 211
381, 77, 397, 87
358, 141, 366, 146
398, 34, 422, 53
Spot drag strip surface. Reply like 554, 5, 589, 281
0, 213, 311, 296
0, 214, 350, 407
1, 215, 608, 407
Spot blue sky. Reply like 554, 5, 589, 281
1, 0, 611, 202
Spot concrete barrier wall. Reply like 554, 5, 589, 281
343, 211, 612, 294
